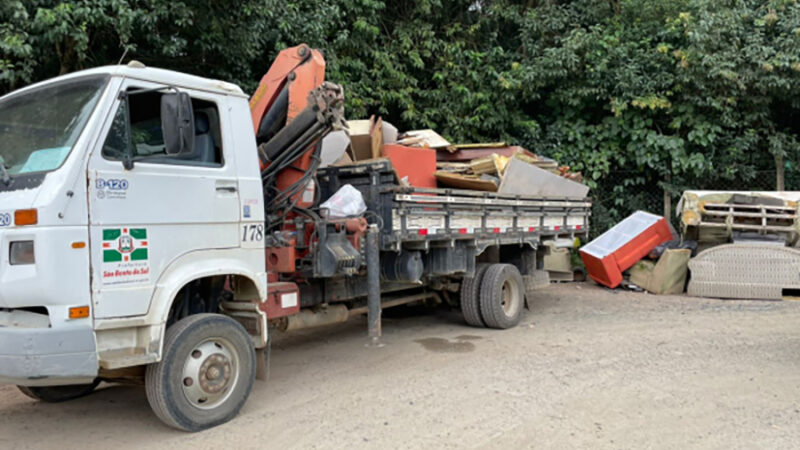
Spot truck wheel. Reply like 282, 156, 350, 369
17, 379, 99, 403
460, 263, 491, 327
145, 314, 256, 432
479, 264, 524, 329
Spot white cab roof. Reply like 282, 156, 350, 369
4, 63, 248, 99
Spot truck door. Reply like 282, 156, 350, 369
88, 80, 240, 318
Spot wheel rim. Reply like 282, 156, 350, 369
500, 278, 521, 317
181, 338, 239, 410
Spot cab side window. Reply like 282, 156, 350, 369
101, 90, 224, 167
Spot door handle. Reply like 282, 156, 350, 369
216, 186, 237, 193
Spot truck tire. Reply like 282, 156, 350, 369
460, 263, 491, 327
479, 264, 524, 329
17, 379, 99, 403
145, 314, 256, 432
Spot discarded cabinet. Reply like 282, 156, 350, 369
542, 241, 573, 282
347, 116, 382, 161
580, 211, 673, 288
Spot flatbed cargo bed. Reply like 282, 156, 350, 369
317, 159, 592, 251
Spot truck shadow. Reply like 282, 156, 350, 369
0, 383, 166, 435
0, 306, 485, 440
270, 304, 465, 351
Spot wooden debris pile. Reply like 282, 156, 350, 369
334, 117, 586, 195
434, 145, 583, 193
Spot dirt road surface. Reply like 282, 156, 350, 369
2, 283, 800, 449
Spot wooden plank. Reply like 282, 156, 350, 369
435, 171, 498, 191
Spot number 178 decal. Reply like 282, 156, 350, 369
242, 224, 264, 242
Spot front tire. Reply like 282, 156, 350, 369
145, 314, 256, 432
17, 379, 99, 403
479, 264, 525, 329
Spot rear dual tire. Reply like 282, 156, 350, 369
460, 263, 491, 327
460, 263, 525, 329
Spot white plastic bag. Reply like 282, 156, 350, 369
320, 184, 367, 218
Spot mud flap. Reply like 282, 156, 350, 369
255, 337, 270, 381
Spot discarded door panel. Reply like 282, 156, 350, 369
580, 211, 672, 288
498, 158, 589, 198
382, 144, 437, 189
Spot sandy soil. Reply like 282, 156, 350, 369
2, 283, 800, 449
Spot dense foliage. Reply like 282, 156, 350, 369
2, 0, 800, 229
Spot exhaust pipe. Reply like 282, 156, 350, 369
278, 292, 442, 332
280, 304, 349, 331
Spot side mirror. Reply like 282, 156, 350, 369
161, 92, 195, 155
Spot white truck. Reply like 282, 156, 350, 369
0, 50, 590, 431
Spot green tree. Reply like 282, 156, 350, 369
2, 0, 800, 232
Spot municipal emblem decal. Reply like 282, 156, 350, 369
103, 228, 148, 262
101, 227, 150, 285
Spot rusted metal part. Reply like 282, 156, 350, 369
265, 245, 297, 273
326, 216, 367, 251
261, 282, 300, 320
198, 354, 232, 394
220, 300, 268, 348
344, 217, 367, 234
98, 365, 146, 384
345, 217, 368, 251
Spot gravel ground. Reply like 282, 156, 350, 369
2, 282, 800, 449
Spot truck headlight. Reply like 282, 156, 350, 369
10, 241, 34, 265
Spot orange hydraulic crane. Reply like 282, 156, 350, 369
249, 44, 342, 213
250, 44, 343, 213
248, 44, 352, 279
249, 44, 326, 133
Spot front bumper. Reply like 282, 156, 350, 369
0, 325, 98, 386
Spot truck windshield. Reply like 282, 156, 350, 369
0, 75, 108, 177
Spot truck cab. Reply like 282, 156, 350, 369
0, 65, 267, 400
